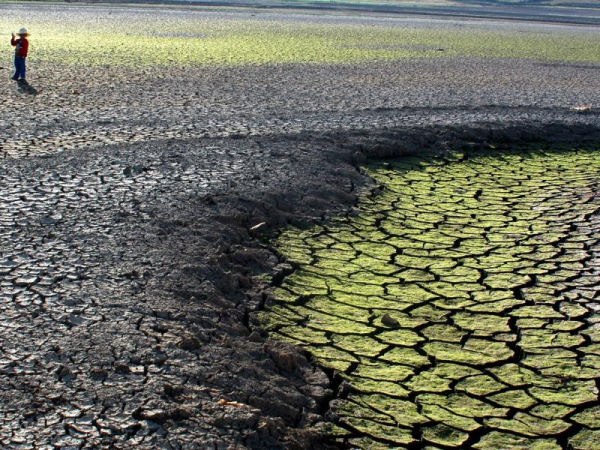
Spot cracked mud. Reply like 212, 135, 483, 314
2, 2, 600, 448
263, 146, 600, 449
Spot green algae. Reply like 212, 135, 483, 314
377, 328, 425, 346
356, 394, 429, 427
488, 389, 538, 409
472, 432, 560, 450
485, 412, 571, 437
529, 380, 599, 406
342, 416, 416, 445
347, 377, 410, 398
262, 147, 600, 446
571, 406, 600, 429
422, 424, 469, 447
5, 12, 600, 68
418, 393, 508, 419
569, 429, 600, 450
420, 403, 481, 432
379, 347, 430, 367
424, 339, 513, 365
422, 324, 465, 343
353, 361, 415, 383
529, 403, 575, 421
455, 375, 506, 396
333, 334, 389, 358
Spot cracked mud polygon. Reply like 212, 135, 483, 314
263, 147, 600, 448
1, 2, 600, 449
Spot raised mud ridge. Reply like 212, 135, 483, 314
2, 120, 600, 449
257, 145, 600, 449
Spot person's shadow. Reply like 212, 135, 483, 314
17, 79, 39, 96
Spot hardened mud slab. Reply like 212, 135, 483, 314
262, 147, 600, 449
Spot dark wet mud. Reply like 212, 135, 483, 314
261, 146, 600, 449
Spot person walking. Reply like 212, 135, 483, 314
11, 28, 30, 82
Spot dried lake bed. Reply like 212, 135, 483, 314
1, 2, 600, 449
261, 147, 600, 448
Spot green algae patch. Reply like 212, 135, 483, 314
347, 377, 410, 398
473, 432, 561, 450
455, 375, 506, 396
262, 147, 600, 445
423, 339, 513, 365
357, 394, 429, 427
420, 403, 481, 432
488, 389, 537, 409
422, 424, 469, 447
529, 380, 599, 406
485, 412, 571, 437
341, 417, 416, 445
571, 405, 600, 429
3, 11, 600, 68
529, 403, 575, 421
569, 429, 600, 450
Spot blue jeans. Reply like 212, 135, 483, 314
13, 56, 26, 80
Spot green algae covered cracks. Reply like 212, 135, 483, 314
263, 147, 600, 448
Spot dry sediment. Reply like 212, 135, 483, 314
1, 120, 599, 449
1, 4, 600, 448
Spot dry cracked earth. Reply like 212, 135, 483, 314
1, 3, 600, 450
262, 148, 600, 449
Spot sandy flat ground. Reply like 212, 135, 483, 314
1, 3, 600, 449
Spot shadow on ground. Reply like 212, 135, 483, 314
16, 79, 39, 96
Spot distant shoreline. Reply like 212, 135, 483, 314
3, 0, 600, 26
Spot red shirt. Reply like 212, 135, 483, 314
11, 36, 29, 58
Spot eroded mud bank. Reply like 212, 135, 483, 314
258, 145, 600, 449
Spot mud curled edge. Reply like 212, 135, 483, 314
248, 122, 600, 449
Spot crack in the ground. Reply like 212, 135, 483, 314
261, 145, 600, 449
